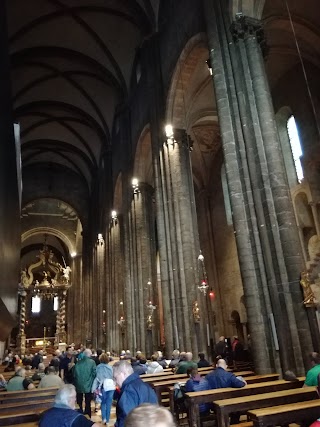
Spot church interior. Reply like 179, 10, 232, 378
1, 0, 320, 378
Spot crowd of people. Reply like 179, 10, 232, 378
1, 338, 320, 427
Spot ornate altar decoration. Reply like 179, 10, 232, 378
300, 270, 316, 307
17, 242, 72, 354
146, 301, 156, 330
192, 301, 201, 323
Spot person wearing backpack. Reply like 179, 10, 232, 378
92, 353, 115, 425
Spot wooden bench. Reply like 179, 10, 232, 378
213, 387, 318, 427
242, 374, 279, 385
0, 407, 49, 426
185, 377, 305, 427
0, 388, 58, 404
153, 371, 259, 405
248, 399, 320, 427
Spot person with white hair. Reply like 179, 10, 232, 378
113, 360, 158, 427
6, 367, 35, 391
39, 384, 103, 427
74, 348, 96, 417
124, 404, 176, 427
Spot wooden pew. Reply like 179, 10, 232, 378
213, 387, 318, 427
0, 387, 58, 404
0, 408, 47, 426
242, 374, 279, 384
248, 399, 320, 427
153, 371, 259, 405
185, 377, 305, 427
0, 398, 53, 412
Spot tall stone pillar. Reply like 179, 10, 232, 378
202, 0, 274, 374
129, 183, 157, 355
203, 0, 314, 373
161, 129, 205, 356
144, 35, 206, 356
108, 213, 123, 354
96, 235, 105, 349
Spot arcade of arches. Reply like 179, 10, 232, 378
1, 0, 320, 376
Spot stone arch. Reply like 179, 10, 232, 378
166, 33, 212, 129
21, 227, 75, 254
231, 310, 245, 342
133, 125, 154, 186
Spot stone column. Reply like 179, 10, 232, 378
231, 14, 314, 372
96, 235, 105, 349
145, 35, 175, 356
203, 0, 274, 373
162, 129, 205, 356
17, 290, 27, 355
203, 0, 315, 373
129, 183, 157, 355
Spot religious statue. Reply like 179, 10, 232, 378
300, 270, 316, 307
192, 301, 201, 323
146, 302, 156, 330
62, 266, 71, 281
20, 269, 31, 289
117, 316, 126, 333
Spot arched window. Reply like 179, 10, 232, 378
31, 295, 41, 313
287, 115, 304, 183
53, 296, 59, 311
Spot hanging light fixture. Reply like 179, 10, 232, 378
197, 250, 209, 294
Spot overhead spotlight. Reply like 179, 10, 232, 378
165, 124, 174, 138
132, 178, 139, 194
206, 58, 213, 75
97, 233, 104, 245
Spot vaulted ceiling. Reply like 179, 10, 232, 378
6, 0, 160, 260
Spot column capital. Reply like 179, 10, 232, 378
165, 128, 193, 151
231, 15, 265, 47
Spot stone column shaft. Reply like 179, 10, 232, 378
203, 0, 274, 373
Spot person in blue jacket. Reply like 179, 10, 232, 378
206, 358, 246, 389
113, 360, 158, 427
39, 384, 102, 427
206, 358, 246, 424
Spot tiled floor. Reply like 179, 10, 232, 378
90, 403, 117, 425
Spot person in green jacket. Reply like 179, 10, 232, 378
74, 348, 96, 417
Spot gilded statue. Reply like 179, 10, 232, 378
192, 301, 201, 323
300, 271, 316, 307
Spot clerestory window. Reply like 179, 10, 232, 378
287, 115, 304, 183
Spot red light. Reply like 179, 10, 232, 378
209, 290, 215, 298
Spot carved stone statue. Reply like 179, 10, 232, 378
146, 302, 156, 330
300, 271, 316, 307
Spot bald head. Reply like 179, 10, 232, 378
217, 359, 227, 370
